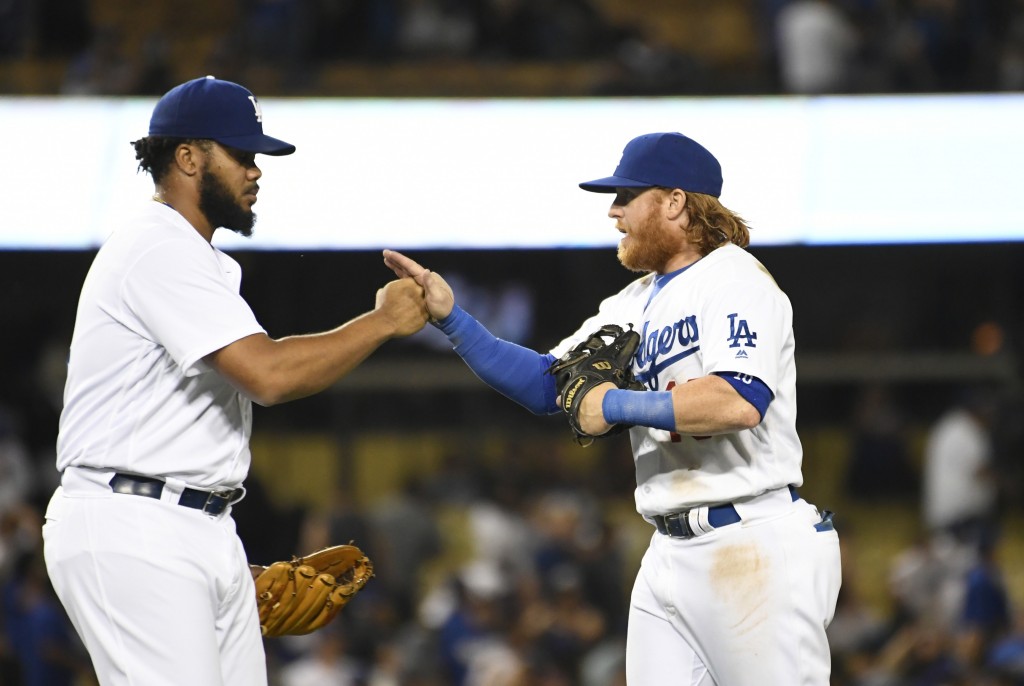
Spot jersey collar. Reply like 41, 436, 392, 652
645, 262, 695, 310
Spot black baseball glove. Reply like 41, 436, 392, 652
546, 324, 644, 445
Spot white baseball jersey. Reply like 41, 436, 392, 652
550, 243, 803, 516
551, 243, 840, 685
56, 201, 265, 489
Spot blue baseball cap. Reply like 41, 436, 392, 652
579, 132, 722, 197
148, 76, 295, 156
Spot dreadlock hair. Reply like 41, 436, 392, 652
131, 137, 211, 184
681, 191, 751, 255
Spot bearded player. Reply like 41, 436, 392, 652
43, 77, 426, 685
384, 132, 841, 685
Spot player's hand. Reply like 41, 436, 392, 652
383, 249, 455, 322
576, 381, 616, 436
375, 278, 429, 337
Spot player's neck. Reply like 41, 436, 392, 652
659, 250, 702, 275
153, 186, 216, 243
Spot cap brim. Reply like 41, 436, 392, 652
213, 133, 296, 156
578, 175, 652, 193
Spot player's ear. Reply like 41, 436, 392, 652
664, 189, 687, 220
173, 142, 204, 176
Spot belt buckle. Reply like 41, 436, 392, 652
201, 489, 235, 515
659, 511, 693, 538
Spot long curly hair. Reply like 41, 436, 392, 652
680, 191, 751, 255
131, 136, 210, 184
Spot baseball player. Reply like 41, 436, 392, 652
42, 76, 428, 686
384, 132, 842, 684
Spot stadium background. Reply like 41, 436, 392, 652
2, 1, 1023, 684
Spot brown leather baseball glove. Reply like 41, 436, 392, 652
250, 544, 374, 637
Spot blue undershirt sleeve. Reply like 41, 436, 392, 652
434, 305, 559, 415
715, 372, 773, 421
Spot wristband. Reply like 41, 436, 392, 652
602, 389, 676, 432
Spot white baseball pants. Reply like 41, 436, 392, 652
42, 468, 266, 686
626, 489, 841, 685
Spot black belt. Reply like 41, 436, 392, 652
109, 473, 242, 516
652, 485, 799, 538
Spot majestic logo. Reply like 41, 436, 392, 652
735, 350, 748, 359
248, 96, 263, 123
726, 313, 757, 349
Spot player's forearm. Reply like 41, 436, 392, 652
268, 312, 402, 403
670, 376, 761, 434
209, 311, 402, 406
601, 376, 760, 435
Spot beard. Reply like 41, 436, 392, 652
617, 209, 680, 274
198, 166, 256, 237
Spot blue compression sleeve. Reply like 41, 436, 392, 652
435, 305, 559, 415
602, 390, 677, 432
716, 372, 773, 421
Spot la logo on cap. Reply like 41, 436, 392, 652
248, 96, 263, 123
147, 76, 295, 156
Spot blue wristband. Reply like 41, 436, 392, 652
602, 389, 676, 432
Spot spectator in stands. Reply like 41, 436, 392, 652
588, 23, 710, 96
2, 552, 92, 686
997, 2, 1024, 89
517, 564, 606, 681
239, 0, 312, 79
305, 0, 403, 60
131, 31, 175, 96
987, 609, 1024, 684
396, 0, 477, 58
845, 384, 918, 502
435, 561, 518, 686
826, 527, 889, 678
368, 475, 444, 622
279, 628, 361, 686
955, 531, 1013, 673
0, 409, 34, 518
922, 385, 1000, 553
775, 0, 861, 93
60, 24, 136, 95
472, 0, 613, 61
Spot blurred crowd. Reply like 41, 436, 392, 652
0, 394, 641, 686
760, 0, 1024, 94
829, 385, 1024, 685
2, 378, 1024, 685
1, 0, 1023, 96
1, 1, 1024, 684
254, 451, 635, 686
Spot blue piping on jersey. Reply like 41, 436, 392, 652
645, 264, 694, 311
